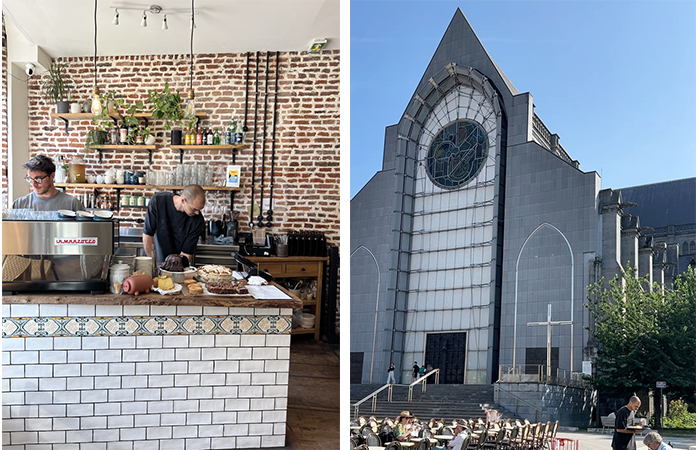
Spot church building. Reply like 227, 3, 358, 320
350, 9, 695, 386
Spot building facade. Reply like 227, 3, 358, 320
350, 9, 695, 385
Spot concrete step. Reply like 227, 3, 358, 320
351, 384, 496, 421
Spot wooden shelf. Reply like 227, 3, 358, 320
170, 145, 241, 150
90, 145, 156, 149
170, 144, 243, 163
50, 112, 208, 135
55, 183, 240, 191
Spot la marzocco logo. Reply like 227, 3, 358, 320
54, 238, 98, 246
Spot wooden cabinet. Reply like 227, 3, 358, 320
249, 256, 328, 340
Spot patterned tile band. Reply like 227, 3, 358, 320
2, 315, 292, 338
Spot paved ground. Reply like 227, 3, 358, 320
555, 429, 696, 450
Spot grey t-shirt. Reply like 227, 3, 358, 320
12, 191, 85, 211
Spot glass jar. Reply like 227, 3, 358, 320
121, 195, 130, 206
68, 157, 86, 183
129, 196, 136, 206
109, 263, 130, 294
137, 196, 145, 207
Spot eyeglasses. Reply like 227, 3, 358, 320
24, 174, 49, 185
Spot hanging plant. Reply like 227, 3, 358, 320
146, 82, 185, 130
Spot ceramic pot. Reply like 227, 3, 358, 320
145, 135, 156, 145
83, 100, 91, 113
122, 274, 152, 296
56, 101, 69, 114
70, 103, 81, 114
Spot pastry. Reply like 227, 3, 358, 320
160, 254, 184, 272
196, 264, 233, 283
187, 284, 204, 295
206, 280, 248, 295
156, 276, 174, 291
183, 279, 197, 286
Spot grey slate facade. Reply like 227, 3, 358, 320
350, 9, 696, 386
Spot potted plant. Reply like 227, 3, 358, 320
146, 82, 185, 144
92, 91, 144, 144
141, 125, 155, 145
41, 62, 72, 113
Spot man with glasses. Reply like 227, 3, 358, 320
143, 184, 206, 265
12, 154, 84, 211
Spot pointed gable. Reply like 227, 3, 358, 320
407, 8, 520, 113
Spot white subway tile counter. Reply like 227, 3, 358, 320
2, 290, 299, 449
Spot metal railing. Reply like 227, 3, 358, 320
407, 369, 440, 402
494, 383, 545, 422
498, 364, 589, 388
353, 384, 393, 420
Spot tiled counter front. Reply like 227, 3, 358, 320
2, 303, 293, 449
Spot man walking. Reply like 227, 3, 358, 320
612, 395, 642, 450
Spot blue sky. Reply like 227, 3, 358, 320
350, 0, 696, 198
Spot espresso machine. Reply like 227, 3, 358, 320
2, 220, 114, 294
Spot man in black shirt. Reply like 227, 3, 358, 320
143, 185, 206, 264
612, 395, 642, 450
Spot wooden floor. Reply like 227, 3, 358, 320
282, 336, 340, 449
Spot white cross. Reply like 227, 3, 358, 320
527, 304, 572, 378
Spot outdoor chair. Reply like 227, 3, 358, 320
365, 433, 382, 446
385, 442, 402, 450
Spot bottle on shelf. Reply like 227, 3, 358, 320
184, 128, 191, 145
196, 126, 203, 145
127, 123, 135, 145
207, 128, 214, 145
55, 156, 67, 183
135, 126, 144, 145
234, 117, 243, 144
226, 119, 235, 145
213, 128, 220, 145
109, 126, 119, 145
119, 122, 128, 145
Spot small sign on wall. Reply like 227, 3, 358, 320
226, 165, 241, 188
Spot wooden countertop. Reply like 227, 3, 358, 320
2, 282, 302, 309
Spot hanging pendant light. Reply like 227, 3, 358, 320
185, 0, 196, 118
141, 10, 147, 27
112, 8, 119, 25
162, 14, 168, 30
91, 0, 103, 116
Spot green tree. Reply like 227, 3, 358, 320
586, 266, 696, 399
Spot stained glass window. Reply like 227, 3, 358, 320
426, 120, 489, 189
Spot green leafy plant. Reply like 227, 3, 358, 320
92, 91, 144, 140
41, 62, 72, 103
84, 129, 107, 154
662, 399, 696, 429
146, 82, 185, 130
140, 125, 152, 142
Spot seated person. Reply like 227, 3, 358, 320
12, 154, 84, 211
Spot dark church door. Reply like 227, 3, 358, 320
350, 352, 364, 384
525, 347, 559, 376
425, 332, 467, 384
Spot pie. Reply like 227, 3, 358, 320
196, 265, 234, 283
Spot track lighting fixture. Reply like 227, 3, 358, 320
110, 5, 193, 29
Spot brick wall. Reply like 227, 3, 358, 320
4, 49, 339, 246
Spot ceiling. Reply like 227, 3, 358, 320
2, 0, 340, 58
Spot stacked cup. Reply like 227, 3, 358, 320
134, 256, 153, 278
